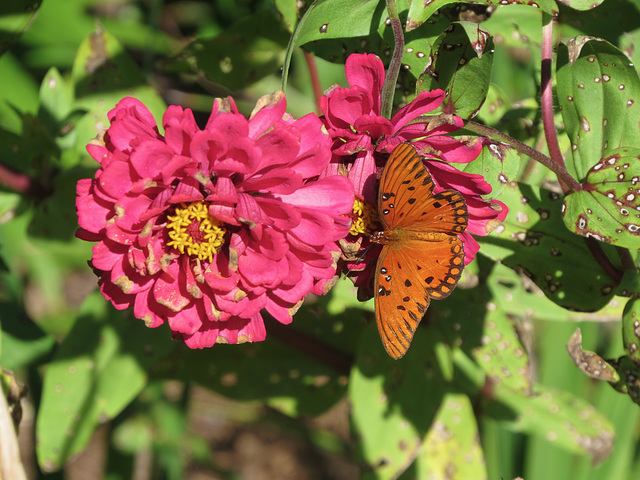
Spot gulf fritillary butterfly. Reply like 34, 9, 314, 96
371, 143, 468, 359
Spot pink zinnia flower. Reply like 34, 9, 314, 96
319, 53, 507, 296
76, 92, 354, 348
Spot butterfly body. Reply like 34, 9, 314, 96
372, 143, 468, 359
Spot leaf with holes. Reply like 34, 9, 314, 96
72, 28, 165, 159
557, 37, 640, 181
415, 393, 487, 479
623, 297, 640, 362
350, 322, 449, 479
436, 265, 532, 395
610, 354, 640, 405
172, 9, 290, 91
483, 382, 614, 462
562, 147, 640, 250
406, 0, 557, 32
567, 328, 620, 383
417, 22, 494, 119
478, 182, 619, 311
460, 141, 521, 197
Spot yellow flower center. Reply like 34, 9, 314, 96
166, 201, 226, 263
349, 198, 379, 236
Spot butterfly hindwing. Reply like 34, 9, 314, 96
374, 243, 431, 359
406, 236, 465, 300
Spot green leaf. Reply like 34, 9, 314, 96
275, 0, 302, 33
36, 292, 174, 472
478, 182, 619, 311
283, 0, 450, 103
0, 301, 54, 370
416, 393, 487, 479
622, 297, 640, 361
350, 323, 448, 479
559, 0, 605, 10
71, 26, 166, 158
461, 141, 521, 198
406, 0, 557, 32
161, 303, 359, 417
484, 382, 615, 462
0, 0, 41, 56
417, 22, 494, 119
173, 9, 290, 92
562, 147, 640, 250
557, 37, 640, 181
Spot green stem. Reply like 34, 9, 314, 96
380, 0, 403, 119
465, 120, 583, 193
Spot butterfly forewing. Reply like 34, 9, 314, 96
378, 143, 435, 230
378, 144, 468, 236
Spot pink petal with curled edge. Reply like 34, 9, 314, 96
92, 239, 126, 271
324, 87, 373, 128
153, 270, 191, 313
214, 137, 259, 176
207, 111, 249, 142
99, 275, 133, 310
77, 183, 113, 234
253, 124, 299, 171
95, 160, 134, 200
163, 105, 199, 156
248, 92, 287, 139
238, 247, 280, 287
255, 227, 289, 262
276, 176, 354, 217
265, 296, 295, 325
170, 176, 204, 204
107, 98, 160, 152
110, 255, 153, 295
115, 193, 153, 231
353, 114, 393, 140
129, 139, 173, 179
240, 168, 303, 195
287, 211, 335, 247
390, 89, 445, 130
344, 53, 385, 113
134, 288, 166, 328
190, 129, 227, 173
256, 196, 300, 231
167, 304, 202, 335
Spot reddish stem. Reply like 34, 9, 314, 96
0, 162, 41, 196
541, 17, 572, 194
303, 51, 322, 115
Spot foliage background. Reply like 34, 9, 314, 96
1, 0, 640, 479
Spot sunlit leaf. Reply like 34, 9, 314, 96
36, 292, 174, 472
416, 393, 487, 479
350, 323, 449, 479
557, 37, 640, 181
562, 147, 640, 250
417, 21, 494, 119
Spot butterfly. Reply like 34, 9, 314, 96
371, 142, 468, 359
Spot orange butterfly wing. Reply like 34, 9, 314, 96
373, 143, 468, 359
